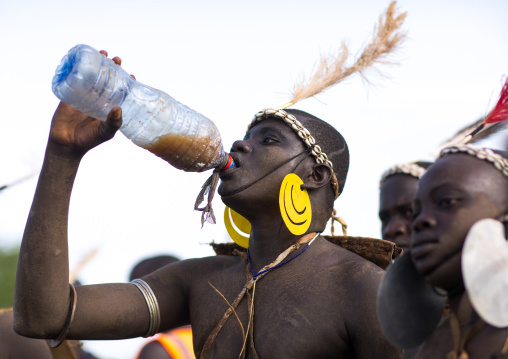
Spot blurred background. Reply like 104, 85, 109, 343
1, 0, 507, 357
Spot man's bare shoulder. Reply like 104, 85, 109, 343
146, 252, 244, 288
181, 253, 244, 268
313, 236, 385, 277
302, 237, 386, 314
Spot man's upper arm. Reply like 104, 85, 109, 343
68, 283, 155, 340
67, 261, 191, 340
144, 258, 203, 332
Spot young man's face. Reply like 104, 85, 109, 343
411, 154, 507, 291
218, 118, 309, 215
379, 174, 419, 253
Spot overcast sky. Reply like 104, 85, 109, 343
1, 0, 507, 357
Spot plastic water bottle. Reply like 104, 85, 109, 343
52, 44, 227, 172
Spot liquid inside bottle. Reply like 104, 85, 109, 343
52, 44, 226, 172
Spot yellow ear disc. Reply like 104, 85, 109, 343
279, 173, 312, 235
224, 206, 251, 248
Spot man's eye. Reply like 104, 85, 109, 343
263, 137, 277, 143
438, 198, 459, 207
403, 208, 413, 218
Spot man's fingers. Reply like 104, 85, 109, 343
99, 50, 121, 67
108, 106, 122, 125
102, 107, 122, 139
130, 74, 136, 80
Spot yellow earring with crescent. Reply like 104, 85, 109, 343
279, 173, 312, 235
224, 206, 251, 248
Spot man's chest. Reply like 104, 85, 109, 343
189, 268, 350, 358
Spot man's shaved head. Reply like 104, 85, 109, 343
285, 109, 349, 196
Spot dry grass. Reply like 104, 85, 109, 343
282, 1, 407, 109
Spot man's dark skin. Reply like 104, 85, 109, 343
379, 174, 418, 253
13, 53, 401, 358
0, 310, 53, 359
131, 256, 195, 359
411, 154, 508, 358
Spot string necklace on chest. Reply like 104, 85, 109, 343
199, 232, 320, 359
238, 232, 320, 358
247, 234, 317, 280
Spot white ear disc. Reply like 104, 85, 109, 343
462, 218, 508, 328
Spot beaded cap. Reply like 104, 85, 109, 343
379, 163, 427, 188
248, 108, 340, 198
439, 144, 508, 178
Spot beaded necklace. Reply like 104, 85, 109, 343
247, 237, 315, 281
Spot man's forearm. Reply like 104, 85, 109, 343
14, 143, 82, 337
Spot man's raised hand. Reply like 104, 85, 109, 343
48, 50, 135, 157
49, 102, 122, 156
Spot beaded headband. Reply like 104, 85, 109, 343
379, 163, 427, 188
439, 144, 508, 178
248, 108, 340, 198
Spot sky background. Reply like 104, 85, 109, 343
1, 0, 507, 357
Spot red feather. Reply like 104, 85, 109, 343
484, 77, 508, 124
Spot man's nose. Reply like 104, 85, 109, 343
412, 210, 436, 233
231, 140, 252, 153
383, 217, 408, 241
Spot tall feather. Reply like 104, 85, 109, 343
470, 121, 508, 143
280, 1, 407, 109
459, 77, 508, 144
430, 118, 508, 158
485, 77, 508, 124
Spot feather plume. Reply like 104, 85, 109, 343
485, 77, 508, 125
470, 121, 508, 143
458, 77, 508, 144
430, 118, 508, 158
280, 1, 406, 109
